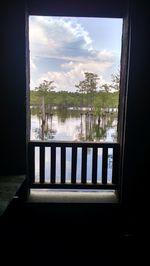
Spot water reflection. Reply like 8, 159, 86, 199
77, 113, 110, 141
31, 107, 118, 142
34, 114, 57, 140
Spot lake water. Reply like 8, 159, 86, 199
30, 109, 118, 183
30, 109, 118, 142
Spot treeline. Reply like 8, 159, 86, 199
30, 90, 119, 110
30, 72, 120, 117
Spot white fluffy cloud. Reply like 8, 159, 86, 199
29, 16, 93, 59
29, 16, 120, 91
33, 59, 112, 92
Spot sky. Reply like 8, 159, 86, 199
29, 16, 123, 92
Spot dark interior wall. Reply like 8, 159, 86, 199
121, 1, 149, 215
0, 1, 27, 175
27, 0, 127, 17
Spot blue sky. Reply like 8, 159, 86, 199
29, 16, 122, 92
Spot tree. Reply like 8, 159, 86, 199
35, 80, 55, 123
35, 80, 55, 96
110, 71, 120, 91
75, 80, 87, 107
84, 72, 99, 109
75, 80, 87, 94
75, 72, 99, 109
100, 83, 110, 93
84, 72, 99, 94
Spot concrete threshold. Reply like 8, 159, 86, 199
28, 189, 119, 203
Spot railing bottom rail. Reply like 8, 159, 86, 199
30, 183, 117, 190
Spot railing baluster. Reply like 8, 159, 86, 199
71, 146, 77, 183
112, 145, 120, 186
102, 147, 108, 184
40, 146, 45, 183
92, 147, 97, 184
61, 146, 66, 183
81, 146, 87, 184
51, 146, 56, 183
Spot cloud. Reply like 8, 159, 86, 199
29, 16, 93, 59
97, 50, 114, 61
31, 59, 112, 92
29, 16, 120, 91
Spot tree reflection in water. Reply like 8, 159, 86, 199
34, 113, 57, 141
77, 112, 117, 142
31, 107, 117, 142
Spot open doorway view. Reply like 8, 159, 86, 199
29, 16, 122, 142
28, 16, 123, 186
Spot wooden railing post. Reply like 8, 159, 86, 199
112, 145, 120, 187
28, 142, 35, 184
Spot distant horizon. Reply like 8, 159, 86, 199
29, 16, 123, 92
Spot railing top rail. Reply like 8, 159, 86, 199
28, 140, 119, 148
